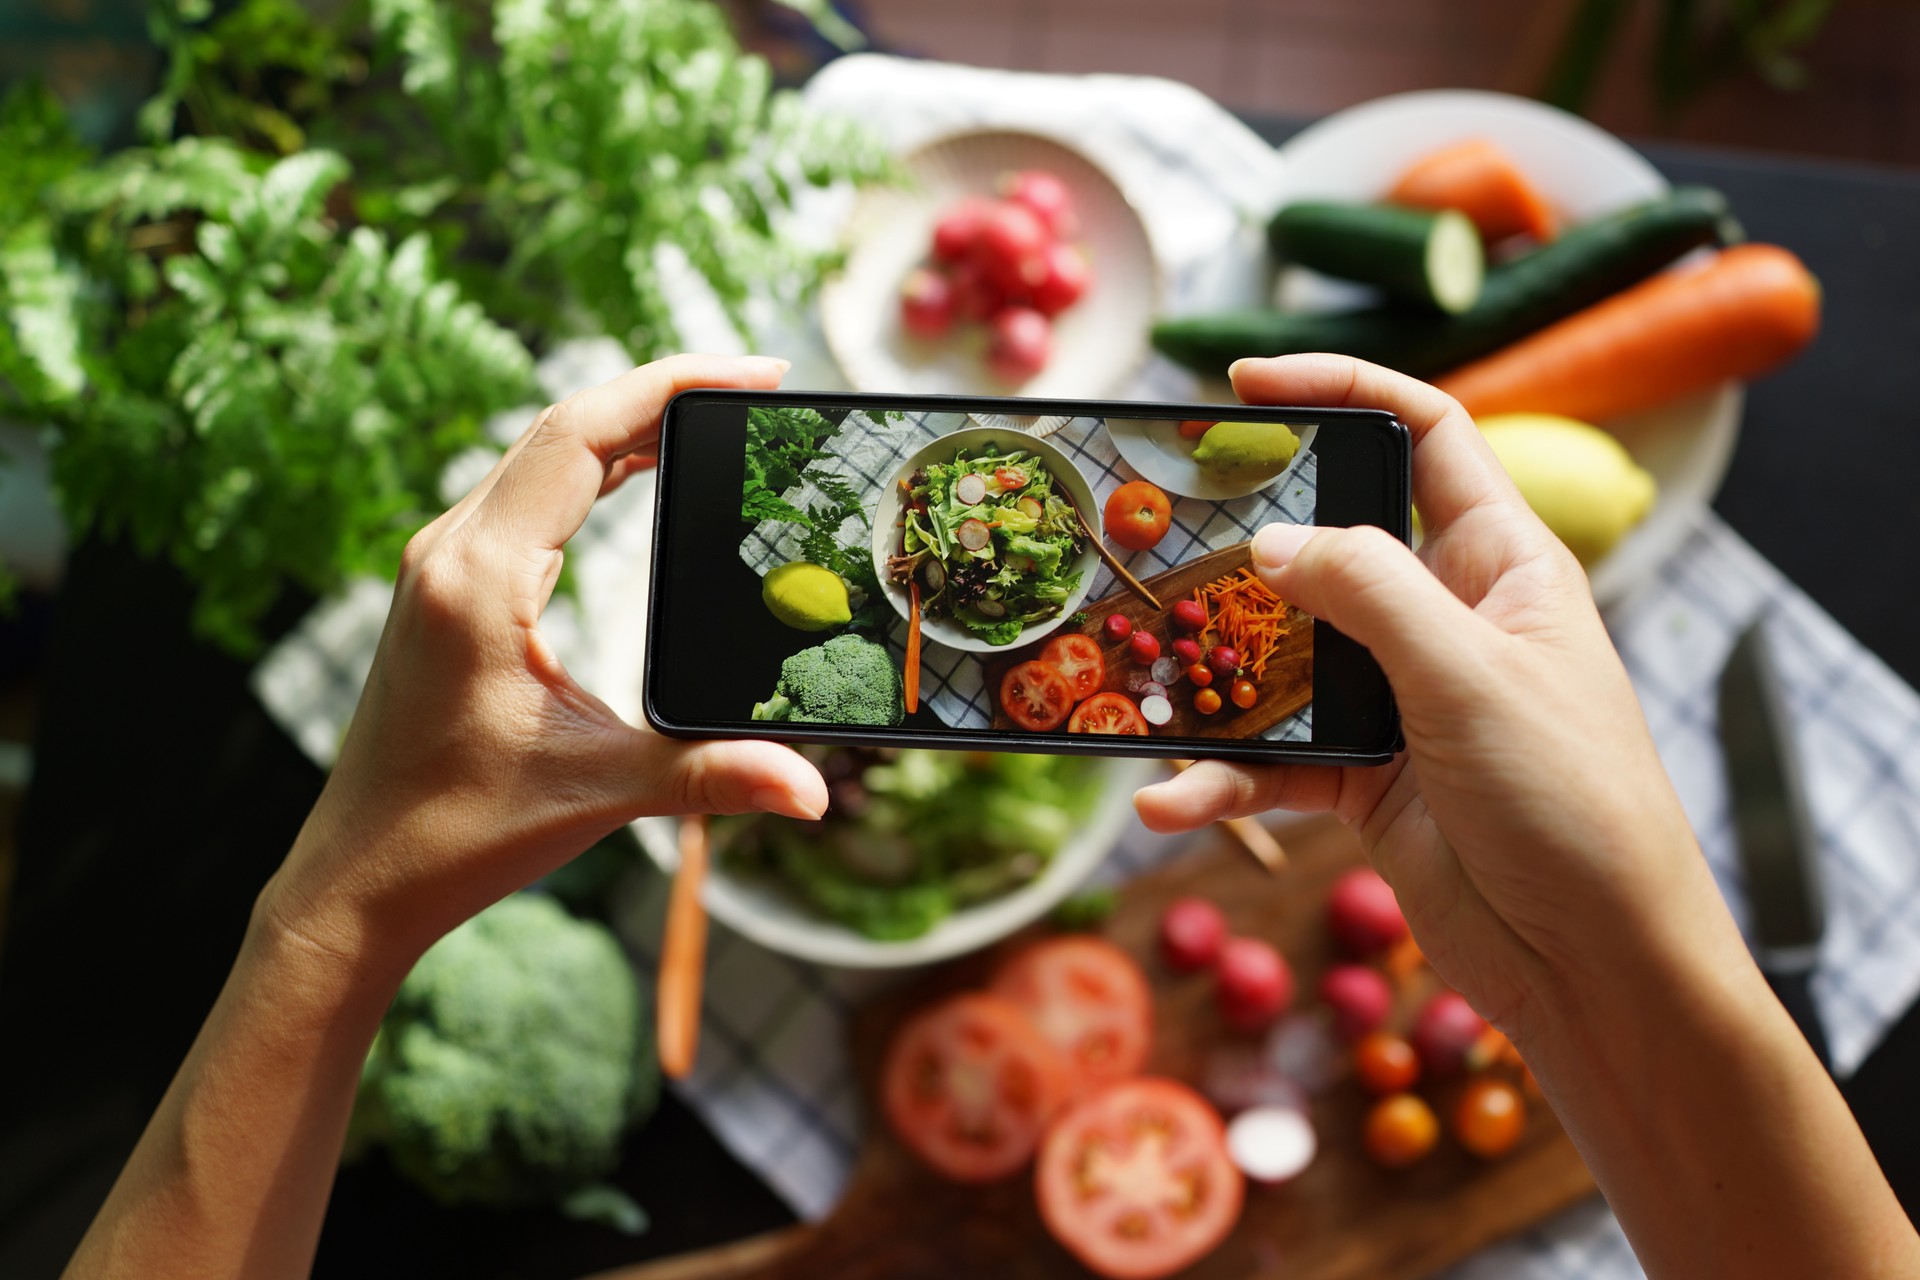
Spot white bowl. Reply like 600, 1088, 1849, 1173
1104, 416, 1320, 502
629, 759, 1155, 969
870, 425, 1102, 654
819, 128, 1161, 397
1272, 89, 1741, 609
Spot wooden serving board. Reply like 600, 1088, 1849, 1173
986, 541, 1313, 739
595, 820, 1598, 1280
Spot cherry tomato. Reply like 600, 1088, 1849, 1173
990, 937, 1151, 1096
1170, 599, 1208, 632
1001, 660, 1074, 731
1001, 168, 1079, 239
1159, 897, 1227, 971
1364, 1093, 1439, 1169
1068, 691, 1150, 735
1353, 1033, 1421, 1095
1103, 480, 1172, 552
1186, 662, 1213, 688
932, 195, 991, 263
978, 200, 1050, 294
1030, 241, 1091, 316
1229, 679, 1258, 709
1127, 630, 1161, 664
1453, 1078, 1527, 1159
949, 255, 1006, 322
899, 267, 956, 339
1036, 1079, 1243, 1280
1040, 633, 1105, 702
1177, 419, 1215, 440
995, 465, 1029, 490
882, 993, 1067, 1182
1102, 613, 1133, 643
1215, 936, 1294, 1030
1194, 687, 1222, 715
986, 306, 1051, 382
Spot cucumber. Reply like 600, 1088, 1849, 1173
1269, 202, 1485, 313
1155, 186, 1735, 381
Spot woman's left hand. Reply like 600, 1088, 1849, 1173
256, 353, 827, 976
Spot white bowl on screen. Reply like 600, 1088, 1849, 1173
1105, 417, 1319, 502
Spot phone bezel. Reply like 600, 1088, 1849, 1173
644, 388, 1410, 766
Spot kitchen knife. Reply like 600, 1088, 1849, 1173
1716, 620, 1831, 1068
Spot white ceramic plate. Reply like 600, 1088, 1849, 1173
870, 425, 1103, 654
1274, 90, 1741, 608
819, 129, 1161, 398
1105, 417, 1320, 501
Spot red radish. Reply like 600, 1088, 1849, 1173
1226, 1105, 1317, 1185
1172, 636, 1202, 665
1263, 1014, 1344, 1094
948, 257, 1005, 322
932, 196, 991, 262
1203, 1044, 1308, 1115
1030, 242, 1091, 316
1206, 645, 1241, 682
1139, 694, 1173, 727
1159, 897, 1227, 971
1102, 613, 1133, 642
1412, 990, 1487, 1078
1149, 656, 1179, 687
986, 307, 1050, 382
1138, 681, 1168, 702
977, 201, 1050, 295
1002, 168, 1079, 239
1171, 599, 1208, 633
1127, 631, 1161, 664
899, 268, 956, 339
1326, 867, 1409, 957
1318, 964, 1392, 1040
1217, 937, 1295, 1031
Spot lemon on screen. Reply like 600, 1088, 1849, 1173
762, 561, 852, 631
1191, 421, 1301, 486
1477, 413, 1656, 565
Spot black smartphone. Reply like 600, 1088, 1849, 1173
646, 390, 1410, 765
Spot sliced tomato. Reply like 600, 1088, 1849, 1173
1036, 1078, 1244, 1279
990, 937, 1151, 1096
1069, 691, 1149, 735
883, 993, 1067, 1182
1040, 633, 1105, 702
1001, 661, 1074, 731
994, 465, 1029, 490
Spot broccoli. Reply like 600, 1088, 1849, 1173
751, 634, 903, 725
346, 894, 657, 1232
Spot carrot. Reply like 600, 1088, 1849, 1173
1195, 568, 1296, 682
905, 579, 922, 713
1436, 243, 1821, 423
1388, 137, 1558, 245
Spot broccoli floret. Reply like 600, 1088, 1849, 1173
346, 894, 657, 1232
750, 634, 903, 725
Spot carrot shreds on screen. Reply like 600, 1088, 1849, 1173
1194, 567, 1295, 680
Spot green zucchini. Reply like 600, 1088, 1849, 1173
1269, 202, 1484, 313
1155, 185, 1736, 381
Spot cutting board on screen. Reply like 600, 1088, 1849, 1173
592, 820, 1598, 1280
985, 540, 1313, 739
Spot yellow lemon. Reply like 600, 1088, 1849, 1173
1478, 413, 1656, 565
762, 561, 851, 631
1191, 421, 1301, 485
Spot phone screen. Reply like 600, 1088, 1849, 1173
647, 391, 1409, 764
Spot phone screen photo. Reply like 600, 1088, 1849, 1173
646, 391, 1409, 765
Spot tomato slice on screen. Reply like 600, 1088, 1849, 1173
1040, 634, 1106, 702
1001, 661, 1075, 731
1068, 691, 1149, 735
883, 994, 1067, 1182
1036, 1078, 1245, 1279
990, 937, 1152, 1096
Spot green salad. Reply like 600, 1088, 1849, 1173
886, 444, 1089, 646
716, 748, 1104, 940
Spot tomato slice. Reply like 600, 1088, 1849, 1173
995, 465, 1029, 490
883, 994, 1067, 1182
990, 937, 1151, 1096
1040, 633, 1105, 702
1036, 1078, 1244, 1279
1068, 691, 1149, 735
1001, 661, 1074, 731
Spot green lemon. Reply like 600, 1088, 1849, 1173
1477, 413, 1656, 565
762, 561, 852, 631
1191, 421, 1301, 485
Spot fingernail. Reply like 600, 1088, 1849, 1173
751, 784, 821, 821
1228, 358, 1255, 381
763, 357, 793, 375
1253, 523, 1315, 571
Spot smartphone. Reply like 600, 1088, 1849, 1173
646, 390, 1410, 766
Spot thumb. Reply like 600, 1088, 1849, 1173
1252, 523, 1494, 695
614, 733, 829, 821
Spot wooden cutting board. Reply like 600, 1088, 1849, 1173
985, 541, 1313, 739
593, 820, 1599, 1280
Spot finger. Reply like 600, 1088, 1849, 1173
617, 733, 828, 822
1134, 759, 1342, 832
478, 353, 789, 556
599, 452, 656, 498
1228, 354, 1523, 533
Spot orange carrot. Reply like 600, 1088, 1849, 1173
1436, 243, 1821, 423
1196, 568, 1295, 682
905, 579, 922, 713
1388, 137, 1558, 244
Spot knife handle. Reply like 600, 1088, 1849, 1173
1765, 967, 1832, 1071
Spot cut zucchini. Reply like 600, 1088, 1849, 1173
1269, 202, 1485, 314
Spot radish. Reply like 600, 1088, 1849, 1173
1318, 964, 1392, 1040
1149, 656, 1179, 686
1326, 867, 1409, 957
1226, 1106, 1318, 1185
1140, 694, 1173, 726
1412, 990, 1487, 1078
1171, 637, 1202, 665
1217, 937, 1294, 1031
1263, 1013, 1343, 1094
1158, 896, 1226, 971
1203, 1045, 1307, 1116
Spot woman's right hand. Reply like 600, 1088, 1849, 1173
1135, 354, 1751, 1047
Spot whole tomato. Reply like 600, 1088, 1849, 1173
1104, 480, 1171, 552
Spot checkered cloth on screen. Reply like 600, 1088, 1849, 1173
740, 408, 1316, 739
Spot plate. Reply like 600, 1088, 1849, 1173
819, 128, 1161, 398
870, 425, 1103, 654
1105, 416, 1319, 501
1274, 90, 1741, 608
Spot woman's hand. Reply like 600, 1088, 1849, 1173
257, 353, 828, 976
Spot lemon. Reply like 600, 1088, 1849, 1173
1478, 413, 1656, 565
1191, 421, 1301, 485
762, 561, 852, 631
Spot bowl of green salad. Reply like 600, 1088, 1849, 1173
873, 426, 1102, 652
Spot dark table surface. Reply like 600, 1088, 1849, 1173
2, 119, 1918, 1279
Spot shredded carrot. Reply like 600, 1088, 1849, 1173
1194, 567, 1296, 682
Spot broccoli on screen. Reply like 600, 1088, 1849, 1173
751, 634, 903, 725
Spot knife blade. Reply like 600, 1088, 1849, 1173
1716, 620, 1831, 1067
